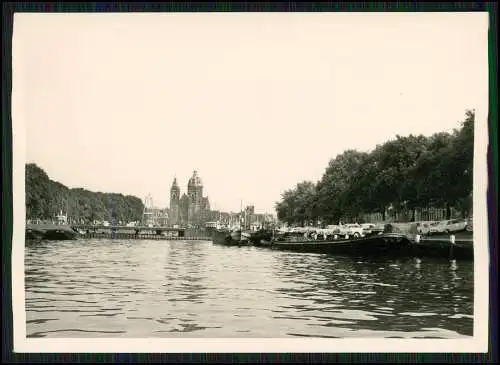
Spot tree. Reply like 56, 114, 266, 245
315, 150, 368, 223
25, 164, 144, 223
275, 181, 317, 226
274, 109, 475, 223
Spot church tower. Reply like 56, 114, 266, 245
187, 170, 203, 226
169, 177, 180, 226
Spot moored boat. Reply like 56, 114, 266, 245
411, 237, 474, 261
43, 228, 79, 240
231, 229, 242, 241
269, 232, 413, 257
247, 229, 274, 246
26, 223, 79, 241
257, 239, 274, 247
211, 228, 251, 246
261, 228, 473, 260
25, 227, 46, 240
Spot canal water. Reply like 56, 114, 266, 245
25, 239, 474, 338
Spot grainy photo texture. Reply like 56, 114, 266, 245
12, 12, 490, 353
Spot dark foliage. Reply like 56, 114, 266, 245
275, 110, 474, 225
26, 164, 144, 224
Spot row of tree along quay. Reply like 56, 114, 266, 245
25, 163, 144, 225
275, 110, 474, 227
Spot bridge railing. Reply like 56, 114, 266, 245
71, 224, 186, 232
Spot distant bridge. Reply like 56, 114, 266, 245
70, 224, 187, 236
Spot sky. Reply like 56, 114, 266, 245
14, 12, 489, 214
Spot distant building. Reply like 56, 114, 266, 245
169, 177, 180, 226
56, 210, 67, 225
187, 170, 204, 226
245, 205, 255, 215
179, 193, 189, 226
169, 171, 211, 228
159, 171, 274, 229
142, 193, 169, 227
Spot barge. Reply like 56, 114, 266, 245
26, 223, 79, 241
264, 231, 473, 261
269, 232, 413, 257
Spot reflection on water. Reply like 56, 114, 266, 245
25, 239, 473, 338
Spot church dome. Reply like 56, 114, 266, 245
188, 170, 203, 187
171, 177, 180, 191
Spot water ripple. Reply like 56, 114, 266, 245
25, 238, 474, 338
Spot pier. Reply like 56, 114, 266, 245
26, 223, 212, 241
71, 224, 212, 241
409, 233, 474, 261
70, 224, 187, 235
81, 231, 211, 241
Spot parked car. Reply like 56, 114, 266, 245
416, 221, 434, 235
429, 219, 467, 235
428, 221, 441, 234
326, 225, 341, 233
338, 223, 365, 237
360, 223, 376, 235
466, 217, 473, 232
447, 218, 468, 232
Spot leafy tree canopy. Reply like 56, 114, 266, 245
26, 164, 144, 224
275, 110, 475, 225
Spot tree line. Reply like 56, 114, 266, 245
26, 163, 144, 224
275, 110, 475, 226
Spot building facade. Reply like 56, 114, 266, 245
142, 193, 169, 227
169, 178, 180, 226
164, 171, 274, 229
169, 171, 211, 228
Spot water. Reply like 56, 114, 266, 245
25, 239, 474, 338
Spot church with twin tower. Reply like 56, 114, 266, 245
169, 170, 210, 227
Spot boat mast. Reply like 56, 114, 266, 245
240, 199, 243, 231
66, 191, 69, 225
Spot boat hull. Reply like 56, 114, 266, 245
270, 233, 412, 257
246, 229, 274, 246
410, 239, 474, 261
230, 230, 242, 241
211, 229, 250, 246
43, 229, 78, 240
268, 233, 473, 260
26, 224, 79, 241
25, 228, 45, 240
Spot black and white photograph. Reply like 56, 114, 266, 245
12, 11, 489, 353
